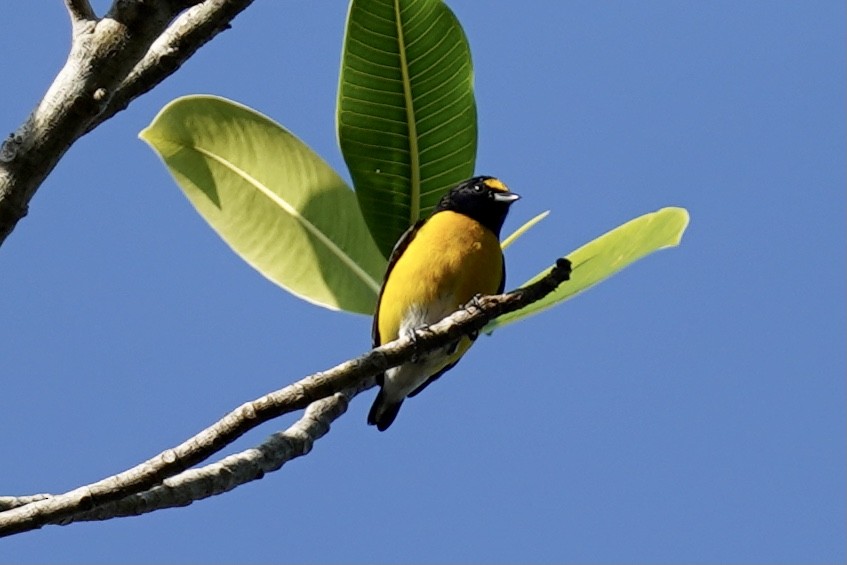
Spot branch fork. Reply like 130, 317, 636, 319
0, 258, 572, 537
0, 0, 256, 245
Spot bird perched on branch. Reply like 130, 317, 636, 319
368, 176, 520, 431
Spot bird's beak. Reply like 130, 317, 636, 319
493, 191, 521, 203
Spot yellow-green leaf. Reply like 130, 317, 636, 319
501, 211, 550, 250
486, 207, 690, 332
140, 95, 386, 315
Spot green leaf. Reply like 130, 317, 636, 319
337, 0, 477, 257
501, 211, 550, 250
485, 207, 690, 332
140, 95, 386, 315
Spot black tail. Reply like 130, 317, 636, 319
367, 388, 403, 431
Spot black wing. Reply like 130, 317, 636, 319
407, 359, 459, 397
372, 219, 427, 348
497, 255, 506, 294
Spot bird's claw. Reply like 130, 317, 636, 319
468, 293, 485, 310
461, 294, 484, 341
405, 324, 434, 363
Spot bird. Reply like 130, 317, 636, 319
367, 176, 520, 431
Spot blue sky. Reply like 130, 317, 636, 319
1, 1, 844, 563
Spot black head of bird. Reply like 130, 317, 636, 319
434, 176, 520, 237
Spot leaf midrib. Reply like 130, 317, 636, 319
193, 145, 381, 295
394, 0, 420, 225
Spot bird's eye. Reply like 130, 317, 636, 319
473, 184, 484, 192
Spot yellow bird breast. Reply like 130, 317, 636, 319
378, 211, 504, 345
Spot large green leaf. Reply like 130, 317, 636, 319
140, 95, 386, 315
485, 207, 690, 332
337, 0, 477, 257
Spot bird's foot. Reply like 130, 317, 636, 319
404, 324, 434, 363
461, 294, 484, 340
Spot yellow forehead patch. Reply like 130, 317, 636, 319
483, 178, 509, 192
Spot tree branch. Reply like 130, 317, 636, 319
87, 0, 256, 134
64, 0, 96, 26
0, 0, 253, 246
71, 389, 357, 523
0, 258, 572, 537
